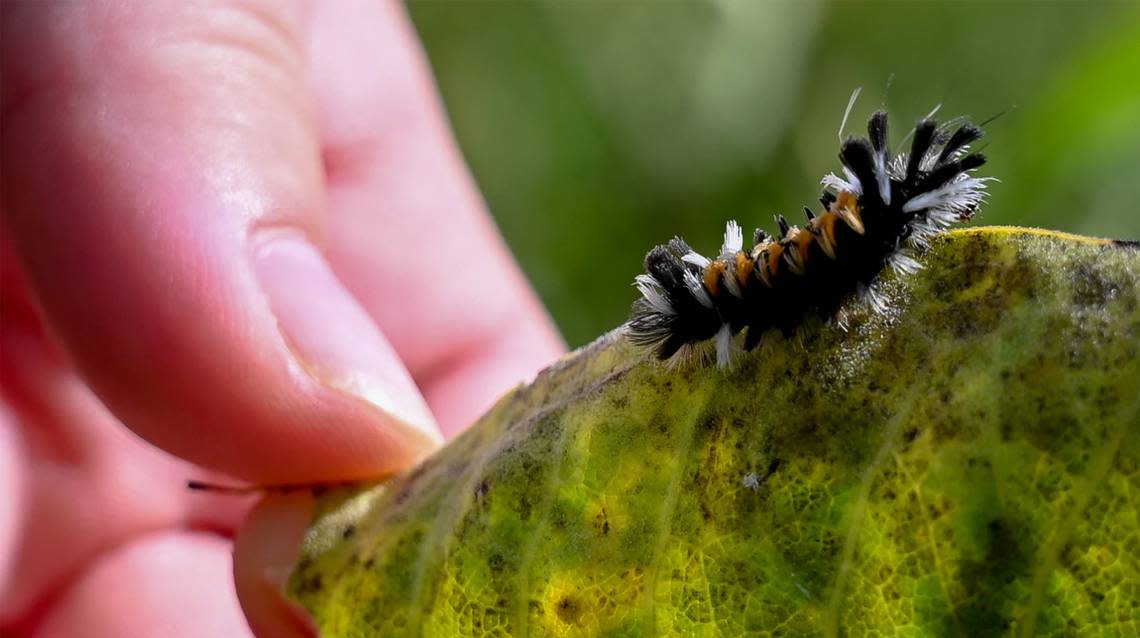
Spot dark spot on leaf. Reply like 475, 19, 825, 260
1071, 263, 1119, 308
517, 494, 533, 520
555, 595, 583, 625
341, 524, 356, 539
1000, 420, 1013, 441
549, 501, 570, 529
487, 552, 505, 573
767, 457, 782, 475
297, 573, 323, 595
594, 506, 611, 536
955, 517, 1031, 634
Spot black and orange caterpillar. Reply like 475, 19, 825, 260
627, 109, 990, 366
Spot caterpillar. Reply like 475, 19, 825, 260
627, 107, 991, 367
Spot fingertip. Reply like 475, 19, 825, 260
27, 532, 255, 638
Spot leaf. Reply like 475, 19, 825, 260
289, 228, 1140, 637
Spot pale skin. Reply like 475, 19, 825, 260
0, 1, 565, 636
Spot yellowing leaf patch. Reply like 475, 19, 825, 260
290, 228, 1140, 637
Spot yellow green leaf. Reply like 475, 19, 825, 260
289, 227, 1140, 637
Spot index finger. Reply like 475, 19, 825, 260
1, 0, 440, 484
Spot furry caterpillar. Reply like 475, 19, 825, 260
627, 108, 990, 366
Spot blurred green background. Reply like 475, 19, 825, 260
408, 1, 1140, 347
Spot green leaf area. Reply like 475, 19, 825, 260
289, 228, 1140, 638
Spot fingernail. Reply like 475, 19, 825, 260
265, 566, 321, 638
268, 572, 320, 638
251, 231, 441, 446
235, 493, 320, 638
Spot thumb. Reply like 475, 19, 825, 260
1, 0, 440, 483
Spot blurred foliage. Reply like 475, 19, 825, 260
408, 1, 1140, 347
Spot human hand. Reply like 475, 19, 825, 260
0, 1, 565, 636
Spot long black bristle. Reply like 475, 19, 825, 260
868, 111, 889, 152
938, 124, 983, 163
905, 119, 937, 184
644, 245, 688, 302
839, 138, 877, 197
916, 153, 987, 194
